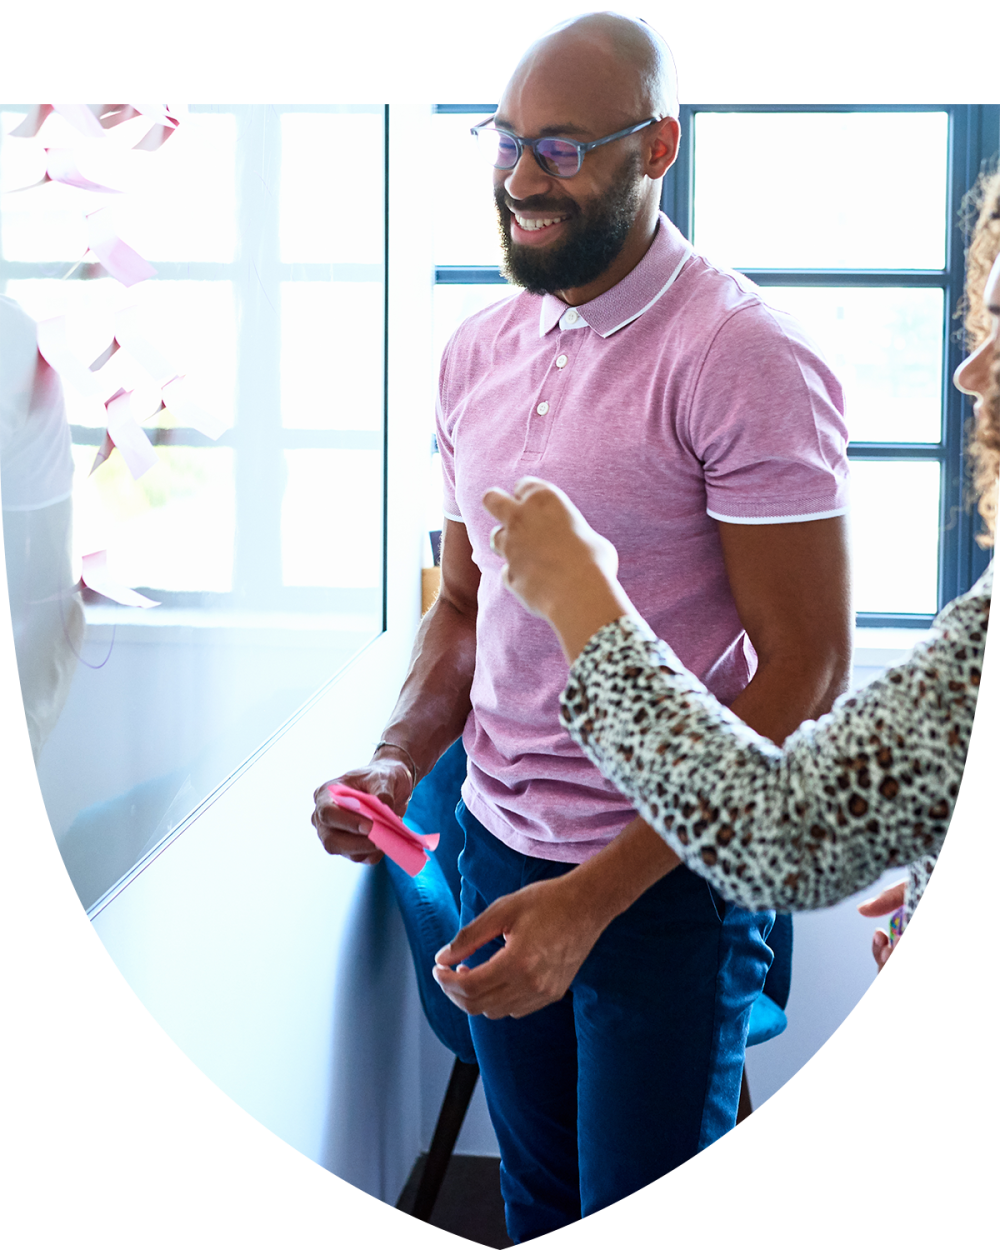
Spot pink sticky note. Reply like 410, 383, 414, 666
324, 784, 440, 877
86, 209, 156, 286
81, 551, 159, 608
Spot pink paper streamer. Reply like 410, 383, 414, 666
90, 431, 114, 475
130, 105, 179, 150
9, 105, 53, 138
86, 209, 156, 286
81, 551, 159, 608
324, 784, 440, 877
37, 317, 127, 404
105, 391, 158, 479
97, 104, 141, 129
52, 104, 106, 139
37, 317, 104, 399
45, 148, 122, 194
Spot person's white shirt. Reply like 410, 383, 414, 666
0, 293, 82, 760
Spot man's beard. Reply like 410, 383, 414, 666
495, 151, 644, 295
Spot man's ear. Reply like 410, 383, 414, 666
647, 117, 680, 178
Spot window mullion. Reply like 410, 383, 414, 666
232, 105, 285, 609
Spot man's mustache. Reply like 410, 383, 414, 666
496, 192, 579, 218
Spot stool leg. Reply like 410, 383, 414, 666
736, 1066, 753, 1124
411, 1057, 480, 1222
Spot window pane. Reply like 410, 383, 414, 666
692, 112, 949, 270
127, 281, 237, 430
432, 281, 518, 369
432, 113, 504, 267
72, 443, 235, 592
281, 449, 382, 587
280, 111, 384, 264
849, 460, 940, 614
281, 281, 384, 430
764, 286, 944, 443
113, 111, 237, 262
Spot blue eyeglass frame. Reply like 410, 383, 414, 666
470, 116, 659, 179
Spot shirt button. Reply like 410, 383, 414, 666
565, 309, 578, 325
536, 401, 549, 415
555, 354, 568, 368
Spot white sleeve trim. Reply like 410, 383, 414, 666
707, 505, 848, 525
443, 509, 463, 523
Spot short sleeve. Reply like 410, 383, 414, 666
687, 300, 850, 524
435, 335, 463, 523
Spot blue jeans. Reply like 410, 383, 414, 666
456, 801, 774, 1242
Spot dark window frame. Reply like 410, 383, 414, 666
433, 101, 1000, 628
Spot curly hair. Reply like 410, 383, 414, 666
960, 166, 1000, 545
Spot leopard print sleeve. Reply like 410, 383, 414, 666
559, 565, 992, 914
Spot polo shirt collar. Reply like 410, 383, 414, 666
538, 212, 693, 339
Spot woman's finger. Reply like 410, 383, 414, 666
512, 475, 550, 500
482, 486, 516, 521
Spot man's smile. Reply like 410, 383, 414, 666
506, 204, 574, 246
512, 213, 570, 231
507, 213, 570, 245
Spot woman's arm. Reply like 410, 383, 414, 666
559, 582, 989, 911
483, 478, 991, 913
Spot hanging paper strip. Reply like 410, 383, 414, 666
86, 208, 156, 286
81, 550, 159, 608
105, 391, 159, 479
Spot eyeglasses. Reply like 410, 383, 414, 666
470, 117, 658, 180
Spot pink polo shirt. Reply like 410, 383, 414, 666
437, 213, 848, 862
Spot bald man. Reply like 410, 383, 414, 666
313, 13, 851, 1239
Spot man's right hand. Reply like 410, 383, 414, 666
311, 519, 480, 867
311, 758, 414, 864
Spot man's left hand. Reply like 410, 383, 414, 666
432, 874, 605, 1019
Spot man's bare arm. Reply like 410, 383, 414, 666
718, 514, 852, 740
311, 518, 480, 860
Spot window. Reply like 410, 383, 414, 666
431, 103, 999, 626
0, 104, 388, 908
